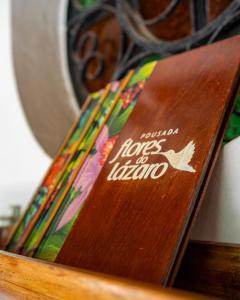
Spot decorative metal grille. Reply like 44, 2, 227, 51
67, 0, 240, 106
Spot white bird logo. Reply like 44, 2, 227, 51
160, 140, 196, 173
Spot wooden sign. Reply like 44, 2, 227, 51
56, 37, 240, 286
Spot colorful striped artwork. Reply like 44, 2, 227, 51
33, 61, 156, 261
6, 91, 102, 252
21, 75, 134, 256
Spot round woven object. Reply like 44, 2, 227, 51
12, 0, 79, 158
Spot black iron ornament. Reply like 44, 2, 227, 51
67, 0, 240, 106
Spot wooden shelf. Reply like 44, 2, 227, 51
176, 241, 240, 299
1, 241, 239, 299
0, 250, 210, 300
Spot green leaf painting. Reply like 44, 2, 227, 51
128, 61, 157, 87
109, 103, 135, 137
37, 218, 77, 262
79, 0, 99, 9
224, 95, 240, 144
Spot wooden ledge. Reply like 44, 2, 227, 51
175, 241, 240, 299
0, 250, 210, 300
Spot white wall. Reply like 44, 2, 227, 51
0, 0, 51, 220
191, 137, 240, 244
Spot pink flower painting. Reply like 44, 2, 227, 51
56, 125, 117, 230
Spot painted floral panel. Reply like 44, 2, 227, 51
21, 82, 120, 255
7, 91, 102, 252
35, 62, 156, 261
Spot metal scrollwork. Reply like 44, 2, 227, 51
68, 0, 240, 106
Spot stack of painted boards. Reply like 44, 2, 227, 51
5, 37, 240, 287
5, 62, 155, 260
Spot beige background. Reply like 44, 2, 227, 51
12, 0, 79, 158
0, 0, 51, 219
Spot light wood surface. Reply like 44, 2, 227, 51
0, 251, 211, 300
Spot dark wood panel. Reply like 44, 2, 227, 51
57, 37, 240, 287
139, 0, 192, 40
175, 241, 240, 299
208, 0, 233, 22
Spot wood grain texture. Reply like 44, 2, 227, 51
175, 241, 240, 299
0, 251, 211, 300
56, 37, 240, 286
